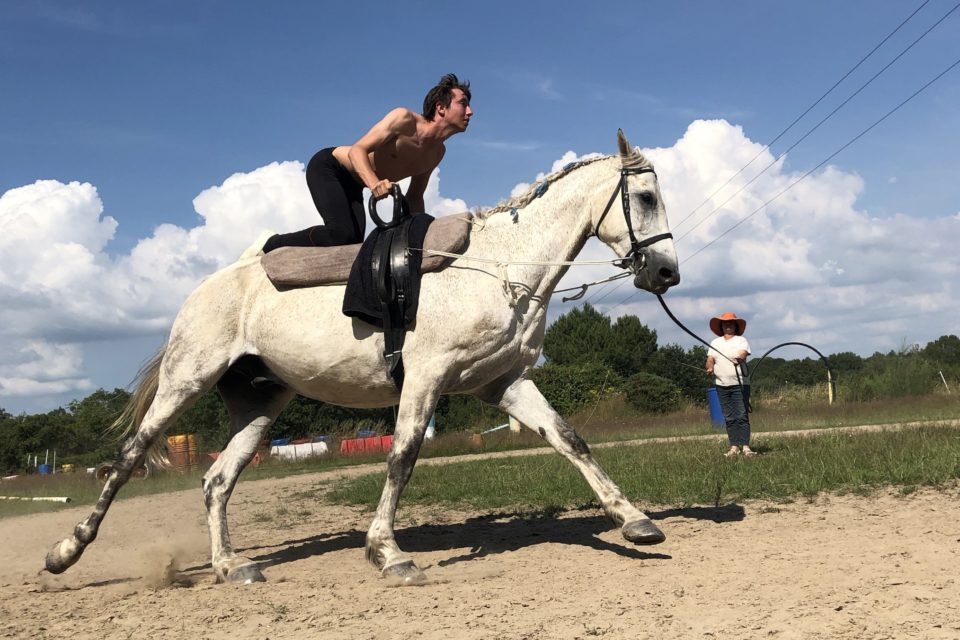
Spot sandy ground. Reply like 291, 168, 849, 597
2, 448, 960, 639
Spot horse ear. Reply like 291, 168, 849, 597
617, 129, 632, 158
617, 129, 650, 168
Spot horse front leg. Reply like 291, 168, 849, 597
204, 374, 293, 584
488, 377, 666, 545
365, 382, 440, 585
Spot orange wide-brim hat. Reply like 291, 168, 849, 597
709, 312, 747, 336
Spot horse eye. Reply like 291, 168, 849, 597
639, 192, 656, 206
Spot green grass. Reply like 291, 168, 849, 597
326, 425, 960, 511
0, 469, 199, 518
568, 391, 960, 444
2, 393, 958, 519
0, 449, 391, 518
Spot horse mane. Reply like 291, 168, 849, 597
477, 147, 652, 220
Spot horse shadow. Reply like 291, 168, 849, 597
215, 502, 745, 573
651, 502, 746, 523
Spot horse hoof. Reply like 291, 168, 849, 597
382, 560, 427, 586
622, 519, 666, 545
226, 563, 266, 584
44, 538, 82, 574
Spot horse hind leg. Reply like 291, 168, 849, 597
203, 358, 294, 584
45, 347, 229, 576
485, 377, 666, 546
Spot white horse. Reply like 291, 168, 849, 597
45, 130, 680, 585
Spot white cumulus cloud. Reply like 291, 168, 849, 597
3, 121, 958, 411
0, 165, 469, 410
546, 120, 959, 358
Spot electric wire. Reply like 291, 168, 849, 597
547, 5, 953, 410
675, 0, 960, 244
578, 2, 951, 311
575, 7, 960, 316
671, 0, 932, 234
596, 52, 960, 319
679, 53, 960, 265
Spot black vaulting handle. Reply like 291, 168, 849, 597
369, 184, 411, 230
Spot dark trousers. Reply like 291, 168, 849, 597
262, 148, 366, 252
717, 385, 751, 447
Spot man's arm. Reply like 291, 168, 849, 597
405, 156, 442, 214
347, 107, 416, 199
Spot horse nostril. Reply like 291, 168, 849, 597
658, 268, 680, 286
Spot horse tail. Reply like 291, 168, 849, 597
108, 345, 171, 470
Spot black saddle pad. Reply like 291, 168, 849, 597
342, 214, 434, 328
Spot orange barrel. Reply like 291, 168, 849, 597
187, 433, 199, 468
61, 463, 76, 474
167, 434, 190, 470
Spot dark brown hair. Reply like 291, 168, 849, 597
422, 73, 471, 119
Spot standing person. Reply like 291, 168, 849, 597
263, 73, 473, 253
705, 312, 754, 457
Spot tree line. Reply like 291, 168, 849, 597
2, 304, 957, 474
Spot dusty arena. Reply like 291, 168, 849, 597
2, 456, 959, 639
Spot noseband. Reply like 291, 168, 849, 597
595, 167, 673, 270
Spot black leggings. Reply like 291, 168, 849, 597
262, 148, 365, 252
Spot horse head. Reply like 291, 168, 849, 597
594, 130, 680, 295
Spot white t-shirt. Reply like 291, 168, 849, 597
709, 335, 751, 387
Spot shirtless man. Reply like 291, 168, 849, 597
263, 74, 472, 252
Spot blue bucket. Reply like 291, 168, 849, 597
706, 388, 725, 429
37, 463, 53, 475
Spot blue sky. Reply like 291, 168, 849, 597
2, 0, 959, 414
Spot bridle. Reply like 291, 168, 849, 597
594, 166, 674, 272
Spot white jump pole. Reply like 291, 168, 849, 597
481, 423, 511, 435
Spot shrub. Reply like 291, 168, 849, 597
623, 372, 683, 414
648, 343, 709, 404
530, 362, 622, 417
542, 303, 657, 377
840, 353, 939, 402
434, 395, 507, 433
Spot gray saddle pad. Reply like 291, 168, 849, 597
261, 213, 473, 287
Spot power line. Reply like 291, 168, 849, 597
679, 54, 960, 265
598, 54, 960, 318
675, 0, 960, 244
579, 2, 943, 311
574, 2, 959, 315
672, 0, 932, 235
